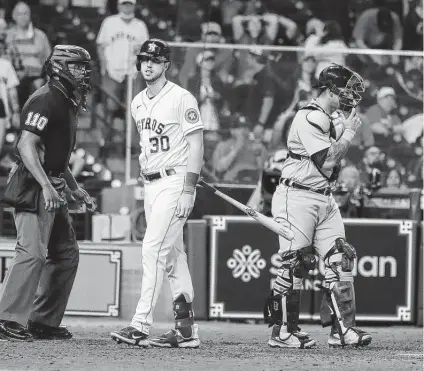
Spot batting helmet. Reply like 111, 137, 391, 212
45, 45, 92, 93
136, 38, 171, 71
316, 63, 365, 111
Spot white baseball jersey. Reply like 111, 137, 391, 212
0, 58, 19, 117
96, 15, 149, 83
131, 81, 204, 174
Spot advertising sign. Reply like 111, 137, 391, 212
208, 217, 416, 323
0, 242, 121, 316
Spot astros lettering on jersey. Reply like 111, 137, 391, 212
131, 81, 204, 173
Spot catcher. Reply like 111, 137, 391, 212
264, 64, 372, 349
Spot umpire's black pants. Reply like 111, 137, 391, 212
0, 194, 79, 327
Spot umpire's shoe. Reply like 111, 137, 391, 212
149, 324, 200, 348
110, 326, 150, 347
328, 327, 372, 348
27, 321, 73, 340
0, 320, 33, 341
268, 325, 316, 349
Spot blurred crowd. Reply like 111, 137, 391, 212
0, 0, 422, 193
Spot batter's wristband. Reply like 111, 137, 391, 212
341, 129, 356, 143
183, 172, 199, 194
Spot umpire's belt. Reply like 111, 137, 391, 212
14, 160, 64, 178
142, 168, 176, 182
45, 170, 64, 178
280, 178, 332, 196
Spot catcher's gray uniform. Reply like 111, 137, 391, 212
264, 63, 371, 350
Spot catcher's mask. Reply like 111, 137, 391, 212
316, 63, 365, 112
44, 45, 92, 110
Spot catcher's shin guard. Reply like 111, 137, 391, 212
173, 294, 194, 338
265, 290, 316, 348
330, 281, 356, 329
266, 248, 308, 332
320, 240, 371, 347
320, 281, 356, 330
285, 290, 302, 333
264, 292, 283, 327
264, 290, 302, 333
320, 281, 371, 347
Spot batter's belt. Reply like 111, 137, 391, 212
280, 178, 332, 196
141, 168, 176, 182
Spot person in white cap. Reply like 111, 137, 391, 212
365, 86, 403, 146
96, 0, 149, 142
178, 22, 232, 89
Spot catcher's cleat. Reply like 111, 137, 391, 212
328, 327, 372, 348
268, 325, 316, 349
149, 324, 200, 348
0, 320, 33, 341
110, 326, 149, 347
27, 321, 73, 340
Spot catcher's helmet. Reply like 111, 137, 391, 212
316, 63, 365, 111
136, 38, 171, 71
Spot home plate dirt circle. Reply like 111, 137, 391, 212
0, 319, 422, 371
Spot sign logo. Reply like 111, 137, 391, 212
185, 108, 199, 124
227, 245, 266, 282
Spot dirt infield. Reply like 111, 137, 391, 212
0, 318, 422, 371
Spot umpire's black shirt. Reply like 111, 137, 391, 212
19, 79, 78, 176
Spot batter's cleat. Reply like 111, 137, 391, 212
110, 326, 149, 347
149, 324, 200, 348
268, 325, 316, 349
328, 327, 372, 348
0, 320, 33, 341
27, 321, 73, 340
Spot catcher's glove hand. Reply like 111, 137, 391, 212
329, 163, 342, 182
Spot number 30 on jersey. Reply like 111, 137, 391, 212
150, 136, 170, 153
25, 112, 48, 131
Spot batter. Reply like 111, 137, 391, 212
111, 39, 204, 348
264, 64, 372, 349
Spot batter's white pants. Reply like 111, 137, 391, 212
131, 173, 194, 334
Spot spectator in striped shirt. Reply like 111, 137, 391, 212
6, 1, 51, 106
0, 38, 20, 161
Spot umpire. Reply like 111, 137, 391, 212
0, 45, 95, 341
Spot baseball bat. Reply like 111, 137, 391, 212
198, 179, 294, 241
